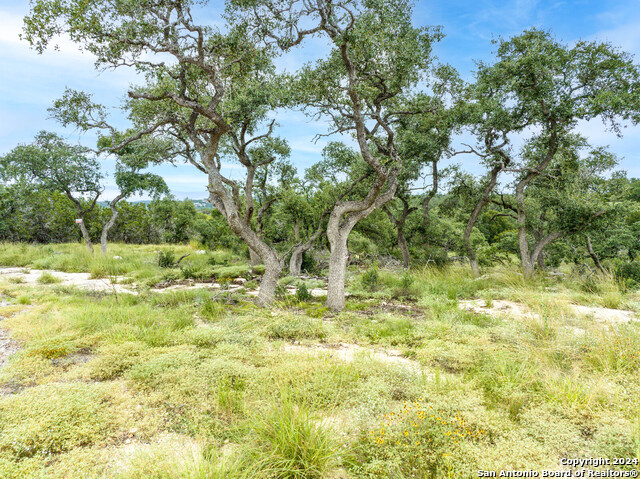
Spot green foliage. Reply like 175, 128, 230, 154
348, 231, 378, 259
356, 316, 415, 345
616, 262, 640, 288
413, 245, 449, 268
0, 131, 102, 199
211, 265, 251, 280
157, 250, 175, 268
295, 283, 313, 302
300, 252, 319, 275
201, 299, 226, 322
361, 265, 380, 292
89, 342, 147, 381
392, 272, 419, 299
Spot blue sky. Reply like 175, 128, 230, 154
1, 0, 639, 199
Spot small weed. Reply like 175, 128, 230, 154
296, 284, 313, 302
37, 272, 62, 284
18, 295, 31, 305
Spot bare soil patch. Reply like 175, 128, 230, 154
0, 267, 134, 294
459, 298, 638, 325
0, 299, 20, 378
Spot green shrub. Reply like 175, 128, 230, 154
158, 250, 175, 268
300, 252, 319, 275
616, 261, 640, 288
17, 295, 31, 305
392, 271, 419, 299
361, 266, 380, 292
352, 399, 484, 478
412, 245, 448, 268
207, 250, 235, 266
275, 284, 288, 300
296, 284, 313, 302
211, 265, 250, 280
348, 231, 378, 258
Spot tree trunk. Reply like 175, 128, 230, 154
256, 253, 282, 306
326, 231, 349, 311
398, 228, 410, 269
100, 194, 124, 254
422, 160, 439, 229
78, 221, 94, 253
249, 248, 262, 270
463, 221, 481, 276
515, 125, 558, 280
208, 181, 282, 305
383, 197, 415, 270
517, 206, 533, 279
289, 245, 306, 276
586, 236, 607, 275
325, 171, 398, 312
289, 218, 325, 276
293, 220, 301, 242
68, 192, 99, 254
465, 240, 481, 277
100, 214, 116, 254
463, 164, 502, 277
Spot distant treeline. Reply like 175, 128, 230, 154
0, 187, 236, 249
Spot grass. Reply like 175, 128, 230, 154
0, 243, 639, 477
37, 272, 62, 284
244, 393, 340, 478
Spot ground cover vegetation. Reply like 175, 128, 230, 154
0, 243, 639, 477
0, 0, 640, 476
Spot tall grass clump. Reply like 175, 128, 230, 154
245, 393, 340, 479
584, 326, 640, 374
475, 352, 542, 419
37, 272, 62, 284
416, 265, 485, 300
